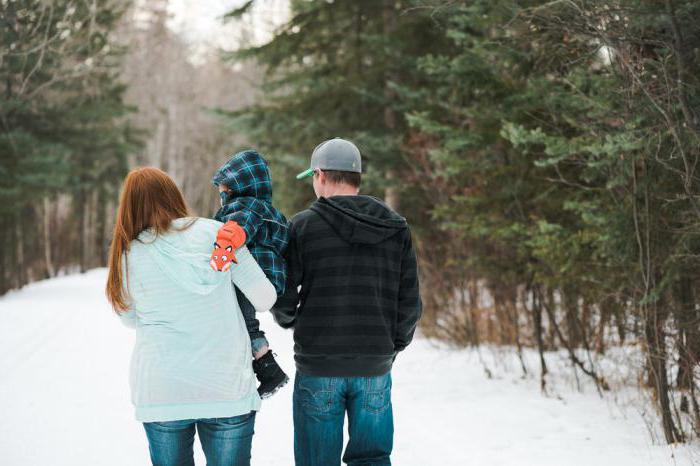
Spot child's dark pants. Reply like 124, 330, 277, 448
235, 286, 269, 355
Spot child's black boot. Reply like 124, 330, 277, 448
252, 351, 289, 398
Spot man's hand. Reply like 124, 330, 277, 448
210, 220, 247, 272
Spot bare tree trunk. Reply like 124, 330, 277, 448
665, 0, 700, 134
540, 286, 607, 393
504, 290, 528, 376
674, 274, 697, 390
530, 285, 548, 392
167, 104, 180, 183
595, 299, 610, 353
383, 0, 399, 211
613, 298, 627, 344
564, 291, 583, 348
101, 197, 116, 265
645, 300, 683, 443
43, 197, 55, 278
15, 217, 26, 289
78, 189, 88, 273
0, 226, 7, 294
632, 159, 682, 442
87, 189, 99, 269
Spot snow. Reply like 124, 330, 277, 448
1, 269, 698, 466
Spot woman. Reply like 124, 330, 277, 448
106, 167, 276, 466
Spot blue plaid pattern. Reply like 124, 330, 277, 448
213, 150, 289, 295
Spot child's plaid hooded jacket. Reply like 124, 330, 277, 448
212, 150, 289, 295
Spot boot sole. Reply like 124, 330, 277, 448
259, 375, 290, 399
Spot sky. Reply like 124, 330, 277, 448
167, 0, 290, 51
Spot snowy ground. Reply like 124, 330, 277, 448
1, 269, 699, 466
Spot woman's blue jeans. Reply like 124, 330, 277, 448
293, 372, 393, 466
142, 411, 256, 466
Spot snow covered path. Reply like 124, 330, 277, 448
1, 269, 697, 465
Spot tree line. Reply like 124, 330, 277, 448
0, 0, 258, 293
227, 0, 700, 443
0, 0, 137, 292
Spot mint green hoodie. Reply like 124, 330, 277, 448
117, 217, 276, 422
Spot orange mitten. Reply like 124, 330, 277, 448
210, 221, 247, 272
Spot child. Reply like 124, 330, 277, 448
210, 149, 289, 398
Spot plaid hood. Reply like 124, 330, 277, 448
212, 149, 289, 295
212, 150, 273, 202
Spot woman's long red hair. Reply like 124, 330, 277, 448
106, 167, 191, 312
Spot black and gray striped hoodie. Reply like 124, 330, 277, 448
272, 195, 422, 377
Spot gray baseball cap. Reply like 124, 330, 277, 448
296, 138, 362, 179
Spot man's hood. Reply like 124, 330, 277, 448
212, 149, 273, 202
310, 195, 407, 245
137, 218, 228, 295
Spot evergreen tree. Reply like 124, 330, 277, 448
404, 0, 700, 442
0, 0, 139, 291
224, 0, 449, 215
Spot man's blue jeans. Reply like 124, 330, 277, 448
293, 372, 393, 466
142, 411, 256, 466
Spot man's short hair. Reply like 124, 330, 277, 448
321, 170, 361, 188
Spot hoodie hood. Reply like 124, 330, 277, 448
310, 195, 407, 245
212, 150, 273, 202
136, 218, 228, 295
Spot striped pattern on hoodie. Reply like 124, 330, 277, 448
272, 195, 422, 377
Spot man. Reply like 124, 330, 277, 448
273, 138, 422, 466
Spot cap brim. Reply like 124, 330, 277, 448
296, 168, 314, 180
